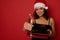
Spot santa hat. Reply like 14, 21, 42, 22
34, 0, 48, 10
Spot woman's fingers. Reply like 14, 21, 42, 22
47, 29, 52, 36
24, 22, 33, 31
49, 30, 52, 36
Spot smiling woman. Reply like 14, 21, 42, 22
23, 0, 56, 40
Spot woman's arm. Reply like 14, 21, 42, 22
50, 18, 56, 37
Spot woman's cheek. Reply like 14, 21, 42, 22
36, 10, 44, 16
37, 12, 43, 16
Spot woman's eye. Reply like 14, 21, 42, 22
40, 8, 44, 10
35, 9, 38, 11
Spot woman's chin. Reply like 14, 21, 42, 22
39, 15, 43, 17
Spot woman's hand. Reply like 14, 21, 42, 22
23, 14, 34, 31
23, 22, 34, 31
47, 29, 52, 36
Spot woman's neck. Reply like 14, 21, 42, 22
39, 16, 44, 19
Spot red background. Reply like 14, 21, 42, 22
0, 0, 60, 40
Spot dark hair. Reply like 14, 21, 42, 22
33, 9, 50, 20
28, 9, 50, 23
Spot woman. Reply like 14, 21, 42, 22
23, 2, 56, 40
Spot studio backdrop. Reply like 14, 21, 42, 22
0, 0, 60, 40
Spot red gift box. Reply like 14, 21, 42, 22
27, 30, 50, 39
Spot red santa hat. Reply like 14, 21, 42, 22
34, 0, 48, 10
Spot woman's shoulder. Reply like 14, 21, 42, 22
49, 17, 55, 24
50, 17, 54, 21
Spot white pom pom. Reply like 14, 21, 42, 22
45, 7, 48, 10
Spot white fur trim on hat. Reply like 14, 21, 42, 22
34, 2, 48, 10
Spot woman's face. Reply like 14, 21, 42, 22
35, 7, 44, 17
